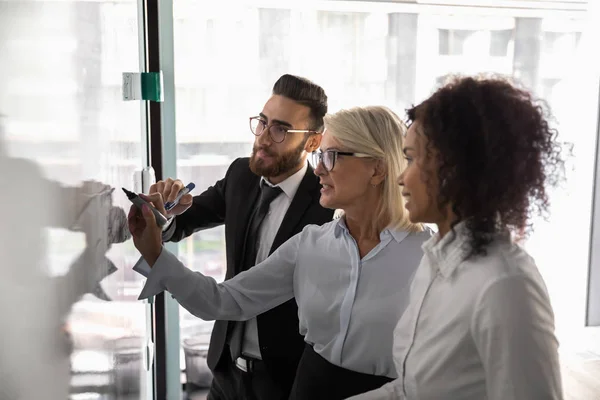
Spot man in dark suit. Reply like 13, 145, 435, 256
150, 74, 334, 400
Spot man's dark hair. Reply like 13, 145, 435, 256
407, 76, 566, 258
272, 74, 328, 132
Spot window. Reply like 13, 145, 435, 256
0, 0, 152, 398
589, 110, 600, 325
439, 29, 476, 55
171, 0, 599, 394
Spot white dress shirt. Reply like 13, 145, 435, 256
348, 222, 563, 400
138, 219, 431, 377
159, 163, 308, 359
240, 162, 307, 359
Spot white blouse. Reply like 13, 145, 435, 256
139, 219, 431, 377
349, 222, 563, 400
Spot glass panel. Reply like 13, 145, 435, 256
171, 0, 599, 395
0, 1, 152, 399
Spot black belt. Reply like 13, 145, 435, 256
234, 355, 267, 373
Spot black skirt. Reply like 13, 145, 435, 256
289, 344, 393, 400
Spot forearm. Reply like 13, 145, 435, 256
138, 248, 295, 321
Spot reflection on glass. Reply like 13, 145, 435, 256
0, 0, 151, 399
172, 0, 599, 393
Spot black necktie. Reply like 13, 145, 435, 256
229, 181, 283, 359
242, 182, 283, 271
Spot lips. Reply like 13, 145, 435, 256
402, 193, 411, 207
256, 148, 272, 158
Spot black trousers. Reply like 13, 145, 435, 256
289, 344, 393, 400
207, 345, 286, 400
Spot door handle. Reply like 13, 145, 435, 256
133, 166, 156, 193
144, 339, 155, 371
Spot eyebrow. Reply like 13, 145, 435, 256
402, 146, 415, 155
259, 112, 293, 128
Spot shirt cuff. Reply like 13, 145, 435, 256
161, 216, 175, 240
132, 256, 152, 277
138, 247, 172, 300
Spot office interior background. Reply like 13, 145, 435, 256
0, 0, 599, 399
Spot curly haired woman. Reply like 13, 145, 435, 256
350, 76, 565, 400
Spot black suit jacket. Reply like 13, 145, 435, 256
165, 157, 334, 393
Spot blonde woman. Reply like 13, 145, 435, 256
128, 106, 431, 400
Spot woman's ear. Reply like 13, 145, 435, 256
370, 160, 387, 186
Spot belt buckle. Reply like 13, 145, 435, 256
235, 357, 252, 373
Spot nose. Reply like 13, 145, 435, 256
313, 158, 327, 176
397, 170, 405, 186
256, 127, 273, 146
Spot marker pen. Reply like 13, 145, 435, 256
122, 187, 168, 227
165, 182, 195, 212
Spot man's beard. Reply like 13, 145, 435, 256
249, 140, 306, 178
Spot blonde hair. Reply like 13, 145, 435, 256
324, 106, 422, 233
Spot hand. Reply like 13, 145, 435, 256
149, 178, 193, 218
128, 200, 163, 266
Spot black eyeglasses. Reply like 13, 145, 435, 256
311, 149, 372, 172
249, 116, 318, 143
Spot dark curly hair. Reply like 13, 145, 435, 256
407, 76, 566, 257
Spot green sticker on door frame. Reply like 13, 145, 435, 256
122, 72, 164, 102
